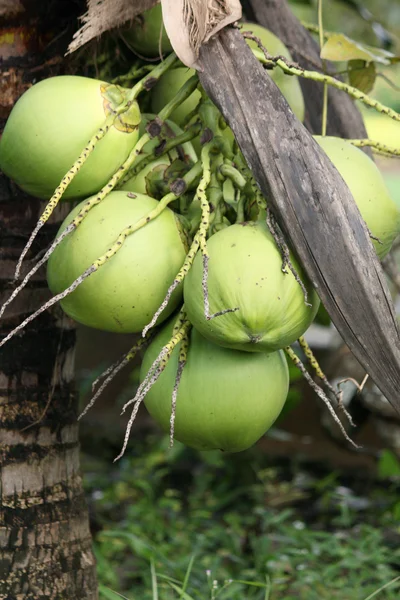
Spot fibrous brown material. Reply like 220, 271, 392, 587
161, 0, 242, 68
68, 0, 159, 54
68, 0, 242, 67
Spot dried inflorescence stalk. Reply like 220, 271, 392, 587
161, 0, 242, 69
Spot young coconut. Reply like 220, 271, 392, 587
120, 4, 173, 58
47, 191, 189, 333
0, 76, 141, 200
241, 23, 305, 122
151, 67, 202, 128
184, 221, 320, 353
120, 113, 198, 195
140, 319, 289, 452
315, 136, 400, 259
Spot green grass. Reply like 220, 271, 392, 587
82, 432, 400, 600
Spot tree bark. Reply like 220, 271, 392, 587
0, 2, 98, 598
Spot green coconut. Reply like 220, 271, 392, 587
315, 135, 400, 259
47, 191, 189, 333
120, 4, 172, 58
151, 67, 202, 127
0, 76, 140, 200
184, 221, 320, 353
141, 320, 289, 452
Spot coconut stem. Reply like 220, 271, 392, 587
116, 311, 191, 462
219, 163, 247, 189
284, 346, 359, 448
118, 121, 202, 188
248, 44, 400, 122
126, 52, 178, 101
348, 139, 400, 158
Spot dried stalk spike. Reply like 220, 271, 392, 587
285, 346, 359, 448
297, 336, 355, 427
14, 118, 114, 280
195, 143, 239, 321
142, 236, 200, 337
170, 329, 190, 448
79, 340, 147, 421
266, 208, 311, 306
115, 313, 191, 462
161, 0, 242, 69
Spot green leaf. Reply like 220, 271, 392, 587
348, 60, 376, 94
99, 585, 131, 600
167, 582, 196, 599
181, 555, 196, 598
377, 449, 400, 479
321, 34, 398, 65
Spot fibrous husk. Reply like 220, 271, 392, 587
68, 0, 242, 69
68, 0, 159, 54
161, 0, 242, 69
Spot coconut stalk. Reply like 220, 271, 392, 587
195, 27, 400, 410
243, 0, 371, 143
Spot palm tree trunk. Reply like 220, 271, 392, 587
0, 1, 98, 597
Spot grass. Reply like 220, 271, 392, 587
82, 431, 400, 600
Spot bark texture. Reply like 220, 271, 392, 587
245, 0, 370, 140
0, 1, 98, 598
198, 28, 400, 410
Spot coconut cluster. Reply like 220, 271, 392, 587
1, 8, 399, 454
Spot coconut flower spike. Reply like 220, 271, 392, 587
79, 333, 153, 421
14, 116, 115, 280
197, 143, 239, 321
297, 336, 355, 427
266, 208, 311, 306
115, 313, 191, 462
169, 328, 190, 448
248, 41, 400, 123
285, 346, 359, 448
